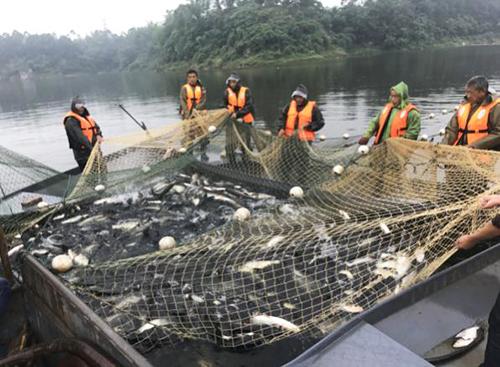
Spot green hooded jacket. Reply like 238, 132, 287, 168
363, 82, 421, 143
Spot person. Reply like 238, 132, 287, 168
223, 73, 257, 165
278, 84, 325, 143
179, 69, 208, 156
442, 76, 500, 149
179, 69, 206, 120
455, 194, 500, 367
0, 277, 10, 316
358, 82, 420, 145
63, 97, 103, 172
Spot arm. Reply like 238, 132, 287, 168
470, 105, 500, 150
306, 105, 325, 132
404, 110, 420, 140
65, 117, 93, 151
364, 114, 380, 138
197, 86, 207, 110
279, 105, 290, 131
235, 89, 254, 118
441, 113, 459, 145
179, 86, 191, 119
223, 89, 229, 109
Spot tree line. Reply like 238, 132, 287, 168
1, 0, 499, 79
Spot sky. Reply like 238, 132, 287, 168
0, 0, 343, 36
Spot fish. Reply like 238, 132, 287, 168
191, 294, 205, 303
137, 318, 170, 334
53, 214, 65, 221
283, 302, 296, 310
151, 181, 175, 197
345, 257, 374, 267
31, 249, 49, 257
239, 260, 280, 273
74, 254, 89, 267
61, 215, 84, 224
206, 193, 240, 208
115, 295, 143, 310
338, 210, 350, 220
338, 270, 354, 280
8, 244, 24, 258
77, 214, 107, 227
265, 236, 285, 249
112, 221, 140, 231
340, 304, 364, 314
379, 223, 391, 234
250, 314, 300, 333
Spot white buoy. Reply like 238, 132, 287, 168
357, 145, 369, 155
429, 113, 436, 119
37, 201, 49, 209
421, 134, 429, 141
159, 236, 177, 250
51, 255, 73, 273
220, 150, 227, 159
263, 130, 272, 136
289, 186, 304, 199
439, 128, 446, 136
454, 105, 460, 111
208, 125, 217, 133
94, 184, 106, 193
333, 165, 344, 175
342, 133, 350, 139
178, 147, 187, 154
319, 134, 326, 141
142, 165, 151, 174
233, 207, 251, 222
442, 109, 448, 114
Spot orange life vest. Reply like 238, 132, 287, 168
284, 100, 316, 141
227, 86, 254, 123
64, 111, 97, 145
183, 83, 203, 112
453, 98, 500, 146
374, 103, 418, 145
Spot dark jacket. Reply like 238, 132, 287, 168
223, 85, 256, 119
63, 104, 102, 152
279, 100, 325, 132
442, 95, 500, 150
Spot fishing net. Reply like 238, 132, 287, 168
60, 132, 500, 352
7, 109, 500, 354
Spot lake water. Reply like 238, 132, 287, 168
0, 45, 499, 171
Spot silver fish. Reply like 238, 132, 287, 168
250, 314, 300, 333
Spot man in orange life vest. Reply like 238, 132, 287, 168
63, 97, 103, 172
442, 76, 500, 149
358, 81, 420, 145
223, 73, 256, 165
279, 84, 324, 143
179, 69, 206, 120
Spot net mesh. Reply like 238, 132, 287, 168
5, 110, 500, 354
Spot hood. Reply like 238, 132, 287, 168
390, 81, 409, 109
291, 84, 309, 100
70, 96, 89, 116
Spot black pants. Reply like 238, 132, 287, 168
73, 149, 91, 172
485, 292, 500, 367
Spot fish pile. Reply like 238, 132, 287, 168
21, 172, 280, 273
65, 193, 443, 353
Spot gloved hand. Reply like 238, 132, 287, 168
358, 136, 370, 145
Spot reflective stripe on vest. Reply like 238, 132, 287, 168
374, 103, 417, 145
227, 86, 254, 123
183, 84, 202, 112
453, 98, 500, 146
64, 111, 97, 144
284, 100, 316, 142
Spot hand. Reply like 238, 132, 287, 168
358, 136, 370, 145
97, 136, 104, 144
479, 195, 500, 209
455, 234, 479, 250
230, 113, 237, 119
278, 129, 284, 137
